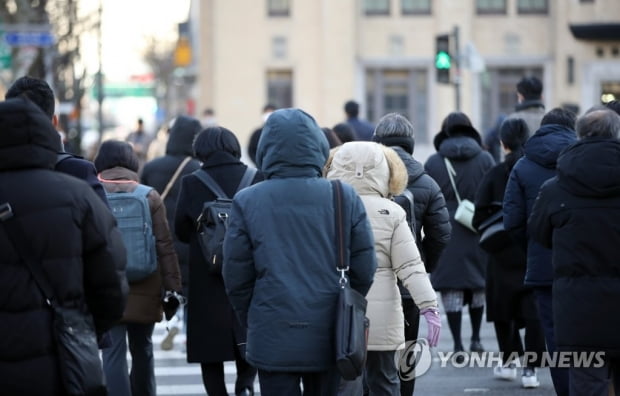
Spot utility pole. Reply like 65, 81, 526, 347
453, 25, 461, 112
96, 0, 104, 149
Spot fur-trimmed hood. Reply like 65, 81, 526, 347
324, 141, 407, 198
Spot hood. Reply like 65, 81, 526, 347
433, 124, 482, 152
0, 97, 60, 171
256, 108, 329, 179
165, 115, 202, 156
557, 138, 620, 198
437, 136, 483, 160
524, 124, 577, 169
325, 142, 407, 198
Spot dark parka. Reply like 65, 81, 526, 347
99, 167, 182, 323
174, 151, 262, 363
0, 98, 128, 395
529, 138, 620, 354
141, 116, 202, 293
425, 132, 495, 290
222, 108, 377, 372
503, 124, 577, 286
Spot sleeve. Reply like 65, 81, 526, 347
503, 165, 528, 250
346, 191, 377, 297
528, 180, 554, 249
222, 198, 256, 328
420, 179, 451, 273
391, 215, 438, 310
174, 177, 193, 243
149, 189, 182, 292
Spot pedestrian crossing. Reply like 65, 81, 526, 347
151, 322, 261, 395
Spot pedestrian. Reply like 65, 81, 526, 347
372, 112, 451, 396
0, 97, 128, 395
141, 115, 203, 350
333, 122, 358, 143
126, 118, 152, 168
174, 126, 262, 396
529, 108, 620, 396
344, 100, 375, 141
472, 118, 546, 388
326, 141, 441, 395
503, 107, 578, 396
247, 103, 276, 166
424, 111, 495, 359
505, 76, 545, 138
222, 108, 377, 395
95, 140, 183, 396
321, 127, 343, 148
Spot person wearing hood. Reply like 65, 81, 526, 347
424, 111, 495, 359
0, 97, 128, 395
503, 107, 577, 396
372, 112, 451, 396
326, 141, 440, 395
141, 115, 202, 348
222, 108, 377, 395
506, 76, 545, 138
529, 109, 620, 396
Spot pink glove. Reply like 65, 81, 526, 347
420, 307, 441, 347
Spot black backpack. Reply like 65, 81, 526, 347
193, 167, 257, 274
393, 189, 416, 237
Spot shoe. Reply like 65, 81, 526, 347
236, 387, 254, 396
493, 362, 517, 381
161, 326, 179, 351
470, 340, 485, 353
521, 367, 540, 388
453, 345, 466, 364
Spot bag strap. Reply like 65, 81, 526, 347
443, 157, 462, 204
193, 169, 228, 199
331, 180, 347, 273
236, 167, 257, 193
160, 156, 192, 201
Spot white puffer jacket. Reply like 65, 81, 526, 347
326, 142, 438, 351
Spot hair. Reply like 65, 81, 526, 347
374, 112, 414, 138
332, 122, 357, 143
516, 76, 543, 100
263, 103, 276, 113
94, 140, 140, 173
344, 100, 359, 117
499, 118, 529, 152
5, 76, 55, 118
605, 100, 620, 117
193, 126, 242, 162
576, 109, 620, 139
441, 111, 473, 135
541, 107, 577, 129
321, 127, 342, 148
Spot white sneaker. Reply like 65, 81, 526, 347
161, 326, 179, 351
493, 362, 517, 381
521, 367, 540, 388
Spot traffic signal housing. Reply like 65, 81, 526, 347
435, 34, 451, 84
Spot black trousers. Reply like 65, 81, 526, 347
400, 297, 420, 396
258, 368, 340, 396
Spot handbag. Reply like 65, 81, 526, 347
477, 206, 511, 252
331, 180, 370, 380
0, 201, 106, 396
444, 157, 477, 233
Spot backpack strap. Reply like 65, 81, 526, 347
193, 170, 228, 199
236, 167, 257, 193
401, 189, 415, 221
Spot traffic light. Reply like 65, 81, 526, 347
435, 34, 451, 84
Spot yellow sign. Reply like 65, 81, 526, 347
174, 37, 192, 67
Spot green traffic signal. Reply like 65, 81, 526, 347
436, 51, 451, 70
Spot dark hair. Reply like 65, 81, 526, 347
193, 126, 241, 162
576, 109, 620, 139
605, 100, 620, 117
5, 76, 55, 118
499, 118, 529, 152
321, 127, 342, 148
441, 111, 475, 136
516, 76, 543, 100
541, 107, 577, 129
263, 103, 276, 113
332, 122, 357, 143
94, 140, 140, 173
344, 100, 359, 117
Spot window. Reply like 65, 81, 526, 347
267, 70, 293, 108
402, 0, 431, 15
517, 0, 548, 14
268, 0, 290, 17
476, 0, 506, 14
364, 0, 390, 16
272, 36, 287, 59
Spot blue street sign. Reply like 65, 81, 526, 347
4, 31, 54, 47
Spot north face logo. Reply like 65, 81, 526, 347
378, 209, 390, 215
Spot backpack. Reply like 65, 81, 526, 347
393, 189, 416, 238
106, 184, 158, 282
194, 167, 257, 274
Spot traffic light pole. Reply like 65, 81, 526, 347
453, 25, 461, 112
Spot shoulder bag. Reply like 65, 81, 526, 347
331, 180, 370, 380
477, 203, 511, 252
444, 157, 477, 233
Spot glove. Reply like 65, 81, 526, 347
420, 307, 441, 347
162, 291, 184, 321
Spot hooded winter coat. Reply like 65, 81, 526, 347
503, 124, 577, 286
529, 138, 620, 354
141, 116, 202, 291
425, 132, 495, 290
222, 108, 376, 372
326, 142, 438, 350
0, 98, 128, 395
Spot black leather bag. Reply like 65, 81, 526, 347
331, 180, 369, 380
478, 209, 511, 253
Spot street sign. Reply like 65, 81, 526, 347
4, 31, 54, 47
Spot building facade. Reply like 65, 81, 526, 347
189, 0, 620, 146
